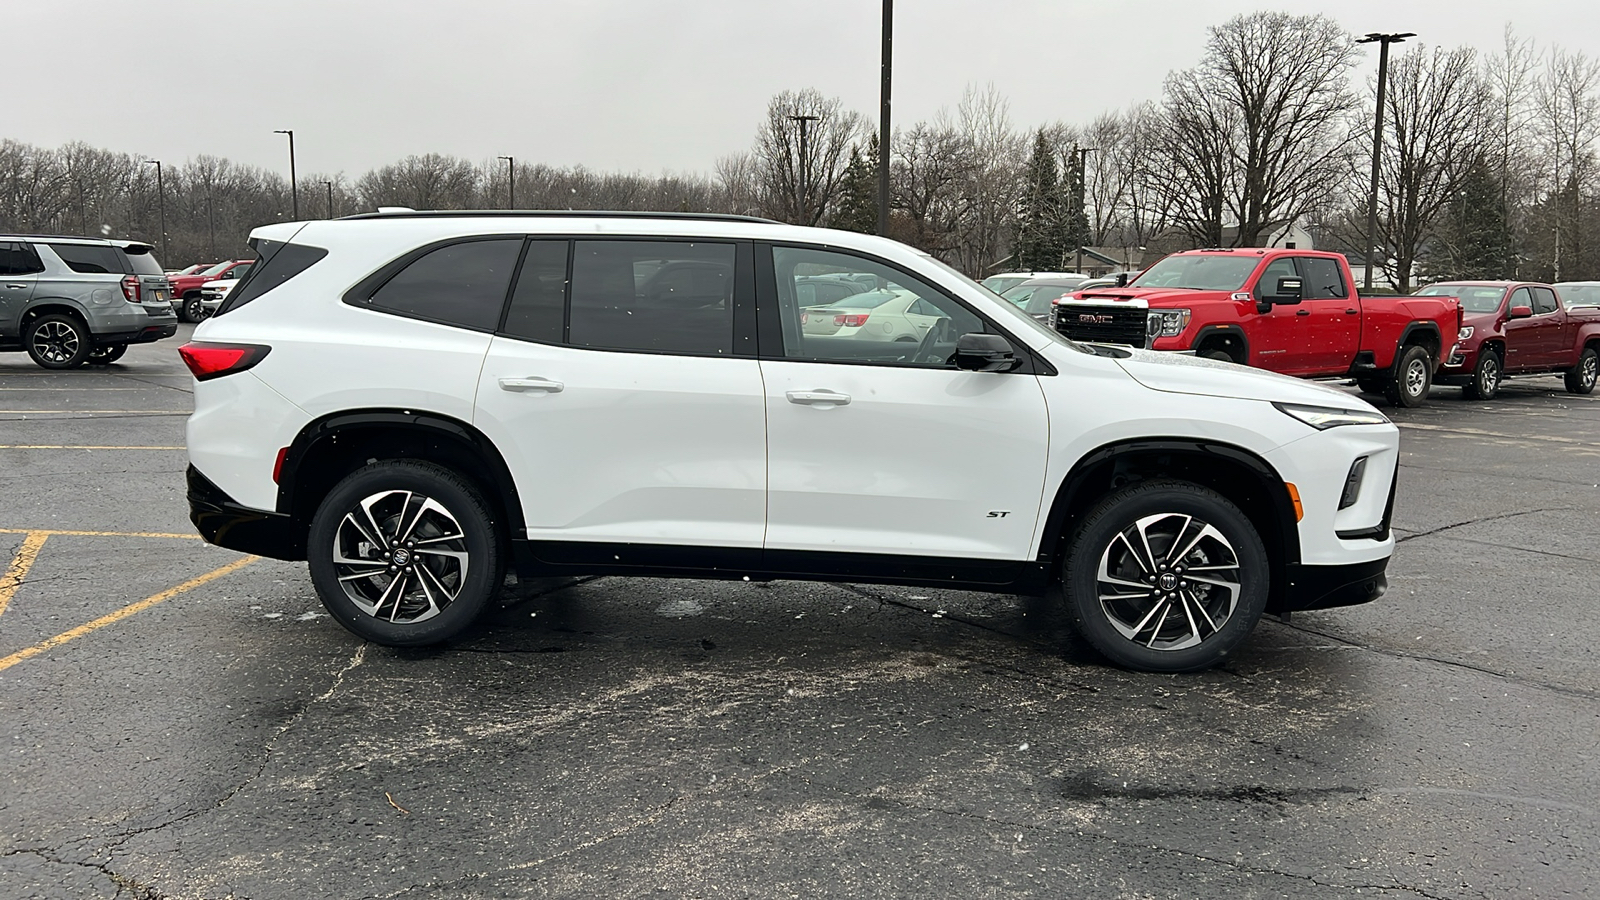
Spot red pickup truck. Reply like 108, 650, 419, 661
1051, 248, 1462, 407
169, 259, 255, 322
1413, 281, 1600, 399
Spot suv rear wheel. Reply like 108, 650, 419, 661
308, 460, 503, 646
1063, 480, 1269, 673
26, 314, 92, 369
85, 344, 128, 366
1384, 344, 1432, 408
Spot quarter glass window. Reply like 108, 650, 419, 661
368, 238, 521, 330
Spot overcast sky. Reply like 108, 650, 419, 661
14, 0, 1598, 180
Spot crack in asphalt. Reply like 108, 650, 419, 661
3, 846, 163, 900
1394, 508, 1571, 543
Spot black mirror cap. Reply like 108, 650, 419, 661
954, 332, 1019, 372
1272, 276, 1305, 303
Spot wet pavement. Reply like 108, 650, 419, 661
1, 328, 1595, 899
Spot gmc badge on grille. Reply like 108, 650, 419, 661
1079, 314, 1114, 323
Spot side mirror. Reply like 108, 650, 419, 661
1115, 273, 1129, 287
1272, 276, 1304, 302
1508, 305, 1533, 319
954, 332, 1018, 372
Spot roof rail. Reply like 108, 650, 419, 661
0, 233, 118, 243
338, 209, 782, 225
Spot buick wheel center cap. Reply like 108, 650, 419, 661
392, 548, 412, 566
1158, 573, 1179, 591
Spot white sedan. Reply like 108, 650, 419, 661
800, 288, 948, 342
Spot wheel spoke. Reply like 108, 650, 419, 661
1182, 589, 1219, 633
1144, 604, 1172, 648
1113, 531, 1155, 575
371, 571, 408, 620
338, 567, 388, 583
341, 512, 386, 553
1161, 515, 1195, 564
356, 496, 393, 550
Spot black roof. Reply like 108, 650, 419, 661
339, 209, 781, 225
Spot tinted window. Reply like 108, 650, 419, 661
1300, 257, 1346, 299
0, 242, 45, 276
1508, 287, 1533, 312
49, 243, 124, 274
501, 240, 568, 343
772, 246, 986, 367
1257, 257, 1299, 296
368, 239, 521, 330
568, 240, 735, 355
226, 262, 254, 280
219, 241, 325, 315
1530, 287, 1558, 315
120, 246, 165, 275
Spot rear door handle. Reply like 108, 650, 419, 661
498, 377, 564, 393
1345, 308, 1358, 315
786, 390, 851, 406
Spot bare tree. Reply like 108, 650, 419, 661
356, 153, 479, 211
949, 83, 1025, 275
751, 89, 866, 225
1536, 46, 1600, 279
1486, 25, 1540, 274
890, 116, 977, 256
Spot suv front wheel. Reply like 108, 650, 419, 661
1064, 480, 1269, 673
308, 460, 503, 646
26, 314, 93, 369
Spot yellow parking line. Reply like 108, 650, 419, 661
0, 529, 201, 539
0, 532, 49, 619
0, 555, 258, 673
0, 445, 186, 450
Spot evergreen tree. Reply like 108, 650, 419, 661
832, 139, 878, 234
1063, 145, 1092, 271
1014, 130, 1065, 271
1432, 158, 1513, 280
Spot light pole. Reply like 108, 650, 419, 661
1071, 146, 1097, 272
878, 0, 892, 236
788, 114, 821, 224
324, 181, 336, 219
274, 129, 298, 220
1357, 31, 1414, 291
206, 192, 215, 259
145, 160, 165, 258
498, 156, 515, 209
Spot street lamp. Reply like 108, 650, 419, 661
1071, 146, 1097, 273
144, 160, 165, 259
878, 0, 892, 236
274, 129, 298, 220
1357, 31, 1415, 291
787, 114, 821, 224
324, 181, 336, 219
498, 156, 515, 209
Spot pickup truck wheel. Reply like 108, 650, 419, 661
1565, 347, 1598, 395
1355, 377, 1386, 395
181, 295, 206, 323
1063, 480, 1268, 673
307, 460, 503, 647
1384, 345, 1432, 408
1462, 350, 1501, 400
25, 314, 93, 370
1203, 349, 1234, 363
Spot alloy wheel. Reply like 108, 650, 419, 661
31, 321, 81, 364
1094, 512, 1242, 652
1405, 358, 1429, 397
331, 489, 470, 624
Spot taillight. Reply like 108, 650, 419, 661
120, 274, 141, 303
833, 313, 870, 327
178, 342, 271, 381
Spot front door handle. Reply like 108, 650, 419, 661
498, 377, 564, 393
1345, 308, 1358, 315
786, 390, 851, 406
5, 284, 26, 290
1296, 309, 1310, 316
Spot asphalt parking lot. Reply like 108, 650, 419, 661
2, 329, 1597, 899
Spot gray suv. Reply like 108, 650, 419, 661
0, 236, 180, 368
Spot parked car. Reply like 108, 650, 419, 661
167, 263, 211, 277
1414, 281, 1600, 398
198, 277, 240, 317
981, 271, 1081, 295
1050, 249, 1463, 407
170, 259, 255, 323
1555, 282, 1600, 309
0, 235, 179, 368
1001, 276, 1092, 322
184, 211, 1400, 673
799, 287, 954, 343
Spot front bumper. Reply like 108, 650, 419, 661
187, 465, 306, 560
1279, 557, 1389, 611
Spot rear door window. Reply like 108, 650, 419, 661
366, 238, 522, 331
1530, 287, 1558, 315
0, 242, 45, 276
48, 243, 124, 274
567, 240, 736, 355
1299, 257, 1347, 299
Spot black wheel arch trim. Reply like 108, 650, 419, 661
274, 408, 526, 536
1395, 322, 1443, 369
1191, 324, 1250, 362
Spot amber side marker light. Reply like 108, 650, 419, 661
1285, 483, 1304, 521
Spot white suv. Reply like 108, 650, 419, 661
183, 212, 1398, 673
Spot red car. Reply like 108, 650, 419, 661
1415, 281, 1600, 399
170, 259, 255, 322
1050, 248, 1463, 407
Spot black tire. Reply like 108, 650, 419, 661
1462, 350, 1501, 400
1566, 346, 1598, 395
181, 294, 207, 323
1063, 480, 1269, 673
1384, 344, 1433, 408
85, 344, 128, 366
1202, 349, 1234, 363
307, 460, 504, 646
25, 313, 93, 370
1355, 377, 1386, 395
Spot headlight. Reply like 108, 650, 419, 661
1273, 402, 1389, 430
1146, 308, 1191, 338
1458, 326, 1474, 340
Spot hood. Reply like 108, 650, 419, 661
1114, 348, 1374, 408
1071, 286, 1235, 307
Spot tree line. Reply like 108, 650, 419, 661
1, 12, 1595, 288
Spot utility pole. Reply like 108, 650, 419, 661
324, 181, 336, 219
498, 156, 516, 209
1357, 32, 1414, 291
274, 129, 299, 220
206, 192, 215, 259
145, 160, 165, 259
788, 114, 821, 225
878, 0, 893, 236
1071, 146, 1096, 273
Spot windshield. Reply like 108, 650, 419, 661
1002, 283, 1075, 312
1556, 283, 1600, 307
921, 255, 1086, 352
1131, 255, 1259, 291
1416, 284, 1506, 313
200, 261, 235, 276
